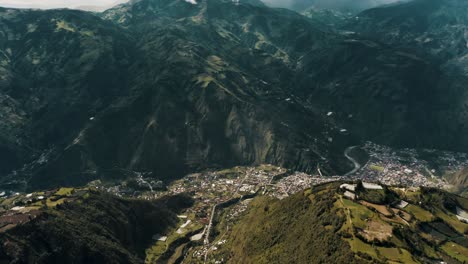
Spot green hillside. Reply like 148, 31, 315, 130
211, 182, 468, 263
0, 188, 193, 263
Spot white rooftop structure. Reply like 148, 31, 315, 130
396, 200, 409, 209
456, 207, 468, 222
343, 191, 356, 200
152, 234, 167, 242
362, 182, 383, 190
191, 233, 204, 241
340, 183, 356, 192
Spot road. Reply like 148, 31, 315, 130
204, 204, 217, 245
344, 146, 361, 176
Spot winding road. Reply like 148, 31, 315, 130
344, 146, 361, 176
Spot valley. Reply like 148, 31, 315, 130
0, 0, 467, 262
3, 153, 467, 263
69, 141, 465, 263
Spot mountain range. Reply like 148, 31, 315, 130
0, 0, 467, 262
0, 0, 467, 191
263, 0, 407, 13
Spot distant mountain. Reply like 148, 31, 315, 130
301, 7, 351, 27
351, 0, 468, 60
262, 0, 406, 13
74, 0, 129, 12
343, 0, 468, 149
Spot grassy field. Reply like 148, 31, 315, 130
441, 242, 468, 262
345, 237, 378, 259
45, 198, 66, 207
360, 201, 393, 216
55, 187, 74, 196
434, 209, 468, 234
344, 199, 375, 229
403, 204, 434, 222
377, 247, 418, 264
369, 164, 385, 172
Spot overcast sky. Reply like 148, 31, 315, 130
0, 0, 128, 9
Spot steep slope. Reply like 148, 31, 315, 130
0, 189, 193, 263
1, 0, 467, 191
298, 0, 468, 151
213, 182, 468, 263
0, 0, 350, 191
446, 168, 468, 197
351, 0, 468, 62
0, 7, 136, 189
346, 0, 468, 150
34, 0, 345, 189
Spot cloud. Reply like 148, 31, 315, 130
0, 0, 128, 9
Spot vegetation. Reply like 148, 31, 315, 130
216, 182, 468, 263
220, 183, 371, 263
403, 205, 435, 222
369, 165, 385, 172
441, 242, 468, 263
0, 191, 193, 263
1, 0, 467, 193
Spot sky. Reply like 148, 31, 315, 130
0, 0, 128, 9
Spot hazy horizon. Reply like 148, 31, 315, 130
262, 0, 408, 12
0, 0, 128, 10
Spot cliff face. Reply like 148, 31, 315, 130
446, 168, 468, 197
344, 0, 468, 149
0, 0, 347, 190
0, 0, 467, 190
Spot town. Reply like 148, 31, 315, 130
355, 141, 468, 188
1, 141, 467, 263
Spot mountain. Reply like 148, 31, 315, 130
342, 0, 468, 150
446, 168, 468, 198
0, 0, 467, 263
74, 0, 130, 12
1, 173, 467, 263
206, 182, 468, 263
0, 188, 193, 263
261, 0, 405, 13
350, 0, 468, 62
301, 7, 351, 27
0, 0, 349, 191
0, 0, 467, 192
